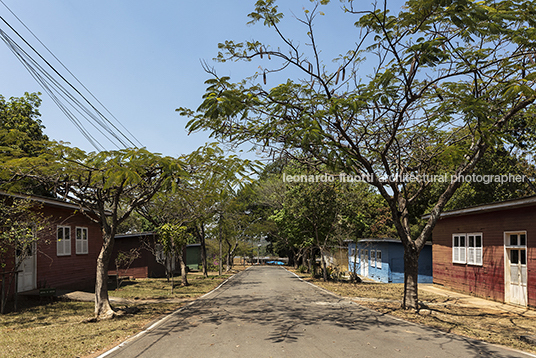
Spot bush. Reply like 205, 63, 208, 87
297, 265, 308, 273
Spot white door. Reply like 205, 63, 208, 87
505, 233, 528, 306
17, 242, 37, 292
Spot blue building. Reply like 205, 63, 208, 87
348, 239, 433, 283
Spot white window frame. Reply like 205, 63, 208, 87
76, 227, 88, 255
467, 233, 483, 266
452, 234, 466, 264
376, 250, 382, 269
57, 226, 71, 256
504, 231, 527, 248
453, 233, 482, 266
371, 250, 376, 268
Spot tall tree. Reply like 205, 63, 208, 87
179, 0, 536, 308
173, 143, 259, 277
158, 224, 191, 288
7, 144, 181, 319
1, 92, 50, 195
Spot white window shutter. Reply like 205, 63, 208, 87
65, 227, 71, 255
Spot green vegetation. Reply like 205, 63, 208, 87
179, 0, 536, 309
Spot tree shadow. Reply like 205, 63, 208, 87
120, 267, 530, 358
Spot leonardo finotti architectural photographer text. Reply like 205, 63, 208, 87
282, 173, 528, 184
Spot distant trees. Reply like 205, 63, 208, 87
180, 0, 536, 308
249, 159, 393, 281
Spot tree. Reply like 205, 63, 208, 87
158, 224, 191, 289
7, 144, 181, 319
0, 92, 47, 155
179, 0, 536, 309
173, 143, 259, 277
1, 92, 50, 195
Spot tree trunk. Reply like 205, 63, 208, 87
179, 244, 189, 286
94, 235, 114, 319
288, 247, 295, 268
321, 249, 329, 282
402, 246, 419, 310
306, 248, 312, 274
218, 226, 222, 276
198, 224, 208, 278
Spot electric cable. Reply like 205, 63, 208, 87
0, 3, 143, 150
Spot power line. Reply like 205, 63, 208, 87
0, 28, 106, 150
0, 1, 143, 150
0, 0, 142, 149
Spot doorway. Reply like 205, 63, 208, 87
504, 232, 527, 306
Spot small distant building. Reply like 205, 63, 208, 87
322, 246, 349, 273
185, 244, 201, 271
109, 232, 202, 278
348, 239, 433, 283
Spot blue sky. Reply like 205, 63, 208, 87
0, 0, 399, 158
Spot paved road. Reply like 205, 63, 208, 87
102, 266, 534, 358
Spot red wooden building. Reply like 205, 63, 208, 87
429, 196, 536, 307
109, 232, 202, 279
1, 192, 103, 296
110, 232, 166, 279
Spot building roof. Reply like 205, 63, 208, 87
347, 238, 431, 246
115, 232, 157, 239
0, 190, 84, 211
422, 195, 536, 220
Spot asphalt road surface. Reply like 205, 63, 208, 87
102, 266, 534, 358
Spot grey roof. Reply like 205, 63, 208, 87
422, 195, 536, 220
0, 190, 83, 211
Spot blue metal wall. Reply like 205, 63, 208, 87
348, 240, 433, 283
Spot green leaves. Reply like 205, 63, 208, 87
247, 0, 284, 27
158, 223, 190, 253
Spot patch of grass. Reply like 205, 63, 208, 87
109, 273, 231, 300
0, 273, 230, 358
305, 276, 536, 355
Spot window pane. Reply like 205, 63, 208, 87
511, 265, 520, 284
521, 250, 527, 265
454, 236, 459, 247
510, 234, 518, 246
476, 248, 482, 265
58, 227, 63, 241
511, 249, 519, 264
520, 234, 526, 246
460, 236, 465, 246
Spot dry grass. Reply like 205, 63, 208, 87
110, 273, 232, 300
0, 273, 231, 358
303, 276, 536, 354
